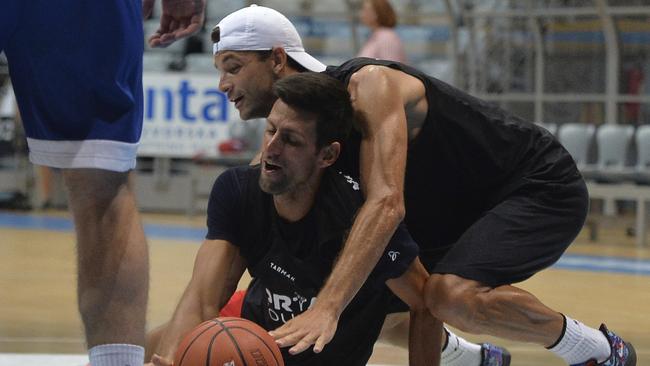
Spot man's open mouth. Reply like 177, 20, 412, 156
264, 161, 282, 172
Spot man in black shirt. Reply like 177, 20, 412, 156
206, 5, 637, 366
146, 72, 440, 366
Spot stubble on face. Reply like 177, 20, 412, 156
240, 79, 278, 120
216, 51, 279, 121
258, 101, 321, 198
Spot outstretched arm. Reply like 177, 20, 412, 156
147, 239, 246, 364
270, 65, 410, 354
145, 0, 207, 48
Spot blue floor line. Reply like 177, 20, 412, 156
0, 212, 205, 241
1, 211, 650, 276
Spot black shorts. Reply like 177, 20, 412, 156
388, 172, 588, 314
419, 173, 589, 287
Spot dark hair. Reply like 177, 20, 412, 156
273, 72, 353, 149
255, 51, 308, 72
369, 0, 397, 28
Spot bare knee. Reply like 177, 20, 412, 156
424, 274, 490, 334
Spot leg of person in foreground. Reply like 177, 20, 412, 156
64, 169, 149, 366
425, 275, 636, 366
379, 313, 511, 366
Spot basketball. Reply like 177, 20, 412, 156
174, 317, 284, 366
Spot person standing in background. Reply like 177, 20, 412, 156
1, 1, 205, 366
357, 0, 408, 64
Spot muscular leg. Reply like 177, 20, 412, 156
378, 312, 510, 366
63, 169, 148, 347
424, 273, 562, 347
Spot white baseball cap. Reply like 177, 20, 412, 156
212, 5, 326, 72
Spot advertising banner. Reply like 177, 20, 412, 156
139, 72, 242, 158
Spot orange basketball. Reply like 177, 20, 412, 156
174, 317, 284, 366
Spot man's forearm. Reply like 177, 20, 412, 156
315, 198, 403, 314
155, 297, 213, 360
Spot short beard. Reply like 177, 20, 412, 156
259, 174, 290, 195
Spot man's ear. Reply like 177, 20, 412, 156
270, 47, 289, 75
319, 142, 341, 168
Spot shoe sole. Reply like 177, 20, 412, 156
626, 342, 637, 366
501, 349, 511, 366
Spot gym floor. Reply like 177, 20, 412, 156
1, 210, 648, 366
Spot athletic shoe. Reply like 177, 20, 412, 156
480, 343, 511, 366
570, 324, 636, 366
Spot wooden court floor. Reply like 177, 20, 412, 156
0, 210, 648, 365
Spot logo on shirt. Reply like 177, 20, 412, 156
270, 262, 296, 282
388, 251, 400, 261
223, 362, 235, 366
265, 288, 317, 324
339, 172, 360, 191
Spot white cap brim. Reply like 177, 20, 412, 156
287, 51, 326, 72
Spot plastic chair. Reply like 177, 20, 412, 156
595, 124, 634, 182
557, 123, 596, 176
634, 125, 650, 184
536, 122, 558, 136
143, 52, 173, 72
185, 53, 216, 74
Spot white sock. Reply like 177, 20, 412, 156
548, 315, 611, 364
88, 343, 145, 366
441, 328, 482, 366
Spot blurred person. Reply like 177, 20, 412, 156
624, 61, 644, 125
357, 0, 407, 64
145, 72, 440, 366
1, 1, 205, 366
210, 5, 637, 366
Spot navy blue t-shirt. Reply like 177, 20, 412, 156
207, 165, 418, 366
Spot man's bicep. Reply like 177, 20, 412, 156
348, 67, 408, 199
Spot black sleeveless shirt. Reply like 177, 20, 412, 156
206, 165, 418, 366
325, 58, 579, 249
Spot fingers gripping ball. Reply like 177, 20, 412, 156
174, 317, 284, 366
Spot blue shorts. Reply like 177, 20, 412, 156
1, 0, 143, 172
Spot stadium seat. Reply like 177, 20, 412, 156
536, 122, 557, 136
185, 54, 216, 74
557, 122, 596, 177
143, 52, 173, 72
594, 124, 635, 182
634, 125, 650, 184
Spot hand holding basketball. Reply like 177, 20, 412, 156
174, 317, 284, 366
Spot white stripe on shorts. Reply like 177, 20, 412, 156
27, 138, 139, 172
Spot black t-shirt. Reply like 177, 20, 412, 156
325, 58, 580, 250
207, 165, 418, 366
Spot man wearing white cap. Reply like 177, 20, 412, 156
206, 5, 635, 366
206, 5, 509, 366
